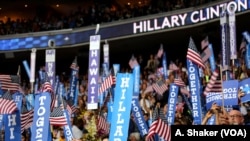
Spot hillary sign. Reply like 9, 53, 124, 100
133, 0, 249, 34
109, 73, 133, 141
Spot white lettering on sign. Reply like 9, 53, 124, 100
133, 0, 247, 34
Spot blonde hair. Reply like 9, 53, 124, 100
129, 132, 140, 141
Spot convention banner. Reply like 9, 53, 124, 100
239, 78, 250, 103
208, 44, 216, 73
220, 8, 230, 71
113, 64, 120, 76
87, 35, 101, 110
26, 94, 35, 111
63, 109, 74, 141
228, 7, 237, 60
12, 92, 23, 111
0, 115, 3, 135
4, 111, 21, 141
167, 84, 179, 125
242, 31, 250, 44
107, 101, 113, 123
109, 73, 134, 141
186, 60, 202, 125
54, 75, 60, 95
131, 65, 149, 137
103, 43, 110, 69
206, 80, 238, 109
68, 58, 79, 106
245, 44, 250, 69
162, 52, 168, 80
45, 49, 56, 89
31, 92, 51, 141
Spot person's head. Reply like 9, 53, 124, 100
143, 111, 149, 121
21, 133, 26, 141
102, 135, 109, 141
160, 101, 168, 114
59, 127, 65, 138
129, 132, 140, 141
228, 109, 244, 125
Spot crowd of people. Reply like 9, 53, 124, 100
0, 0, 218, 35
16, 49, 250, 141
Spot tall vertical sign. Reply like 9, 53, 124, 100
109, 73, 133, 141
103, 42, 109, 69
87, 35, 101, 110
220, 4, 230, 71
46, 49, 56, 89
30, 48, 36, 93
228, 6, 237, 60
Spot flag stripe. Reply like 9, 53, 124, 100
174, 78, 185, 87
204, 71, 222, 95
99, 75, 116, 94
0, 98, 17, 114
187, 49, 205, 69
97, 115, 110, 134
152, 80, 168, 95
21, 109, 34, 132
0, 75, 20, 91
147, 118, 171, 141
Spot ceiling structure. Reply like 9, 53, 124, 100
0, 0, 144, 21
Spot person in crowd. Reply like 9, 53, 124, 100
145, 54, 158, 72
129, 132, 141, 141
101, 135, 109, 141
140, 91, 151, 114
228, 109, 245, 125
56, 127, 66, 141
71, 117, 83, 140
128, 113, 140, 138
21, 131, 27, 141
152, 100, 168, 123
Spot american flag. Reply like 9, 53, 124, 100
50, 107, 67, 126
147, 118, 171, 141
0, 91, 17, 114
40, 73, 56, 111
201, 46, 211, 63
187, 37, 205, 69
144, 85, 154, 94
157, 44, 164, 58
0, 75, 20, 92
62, 99, 78, 115
99, 74, 116, 94
97, 115, 110, 134
169, 61, 179, 71
201, 36, 209, 49
204, 70, 222, 95
128, 55, 138, 69
180, 87, 190, 97
21, 106, 34, 132
157, 67, 164, 76
174, 78, 186, 87
41, 81, 54, 93
152, 80, 168, 95
70, 57, 79, 70
240, 38, 247, 56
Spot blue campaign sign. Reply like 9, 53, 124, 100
206, 80, 238, 109
239, 78, 250, 103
